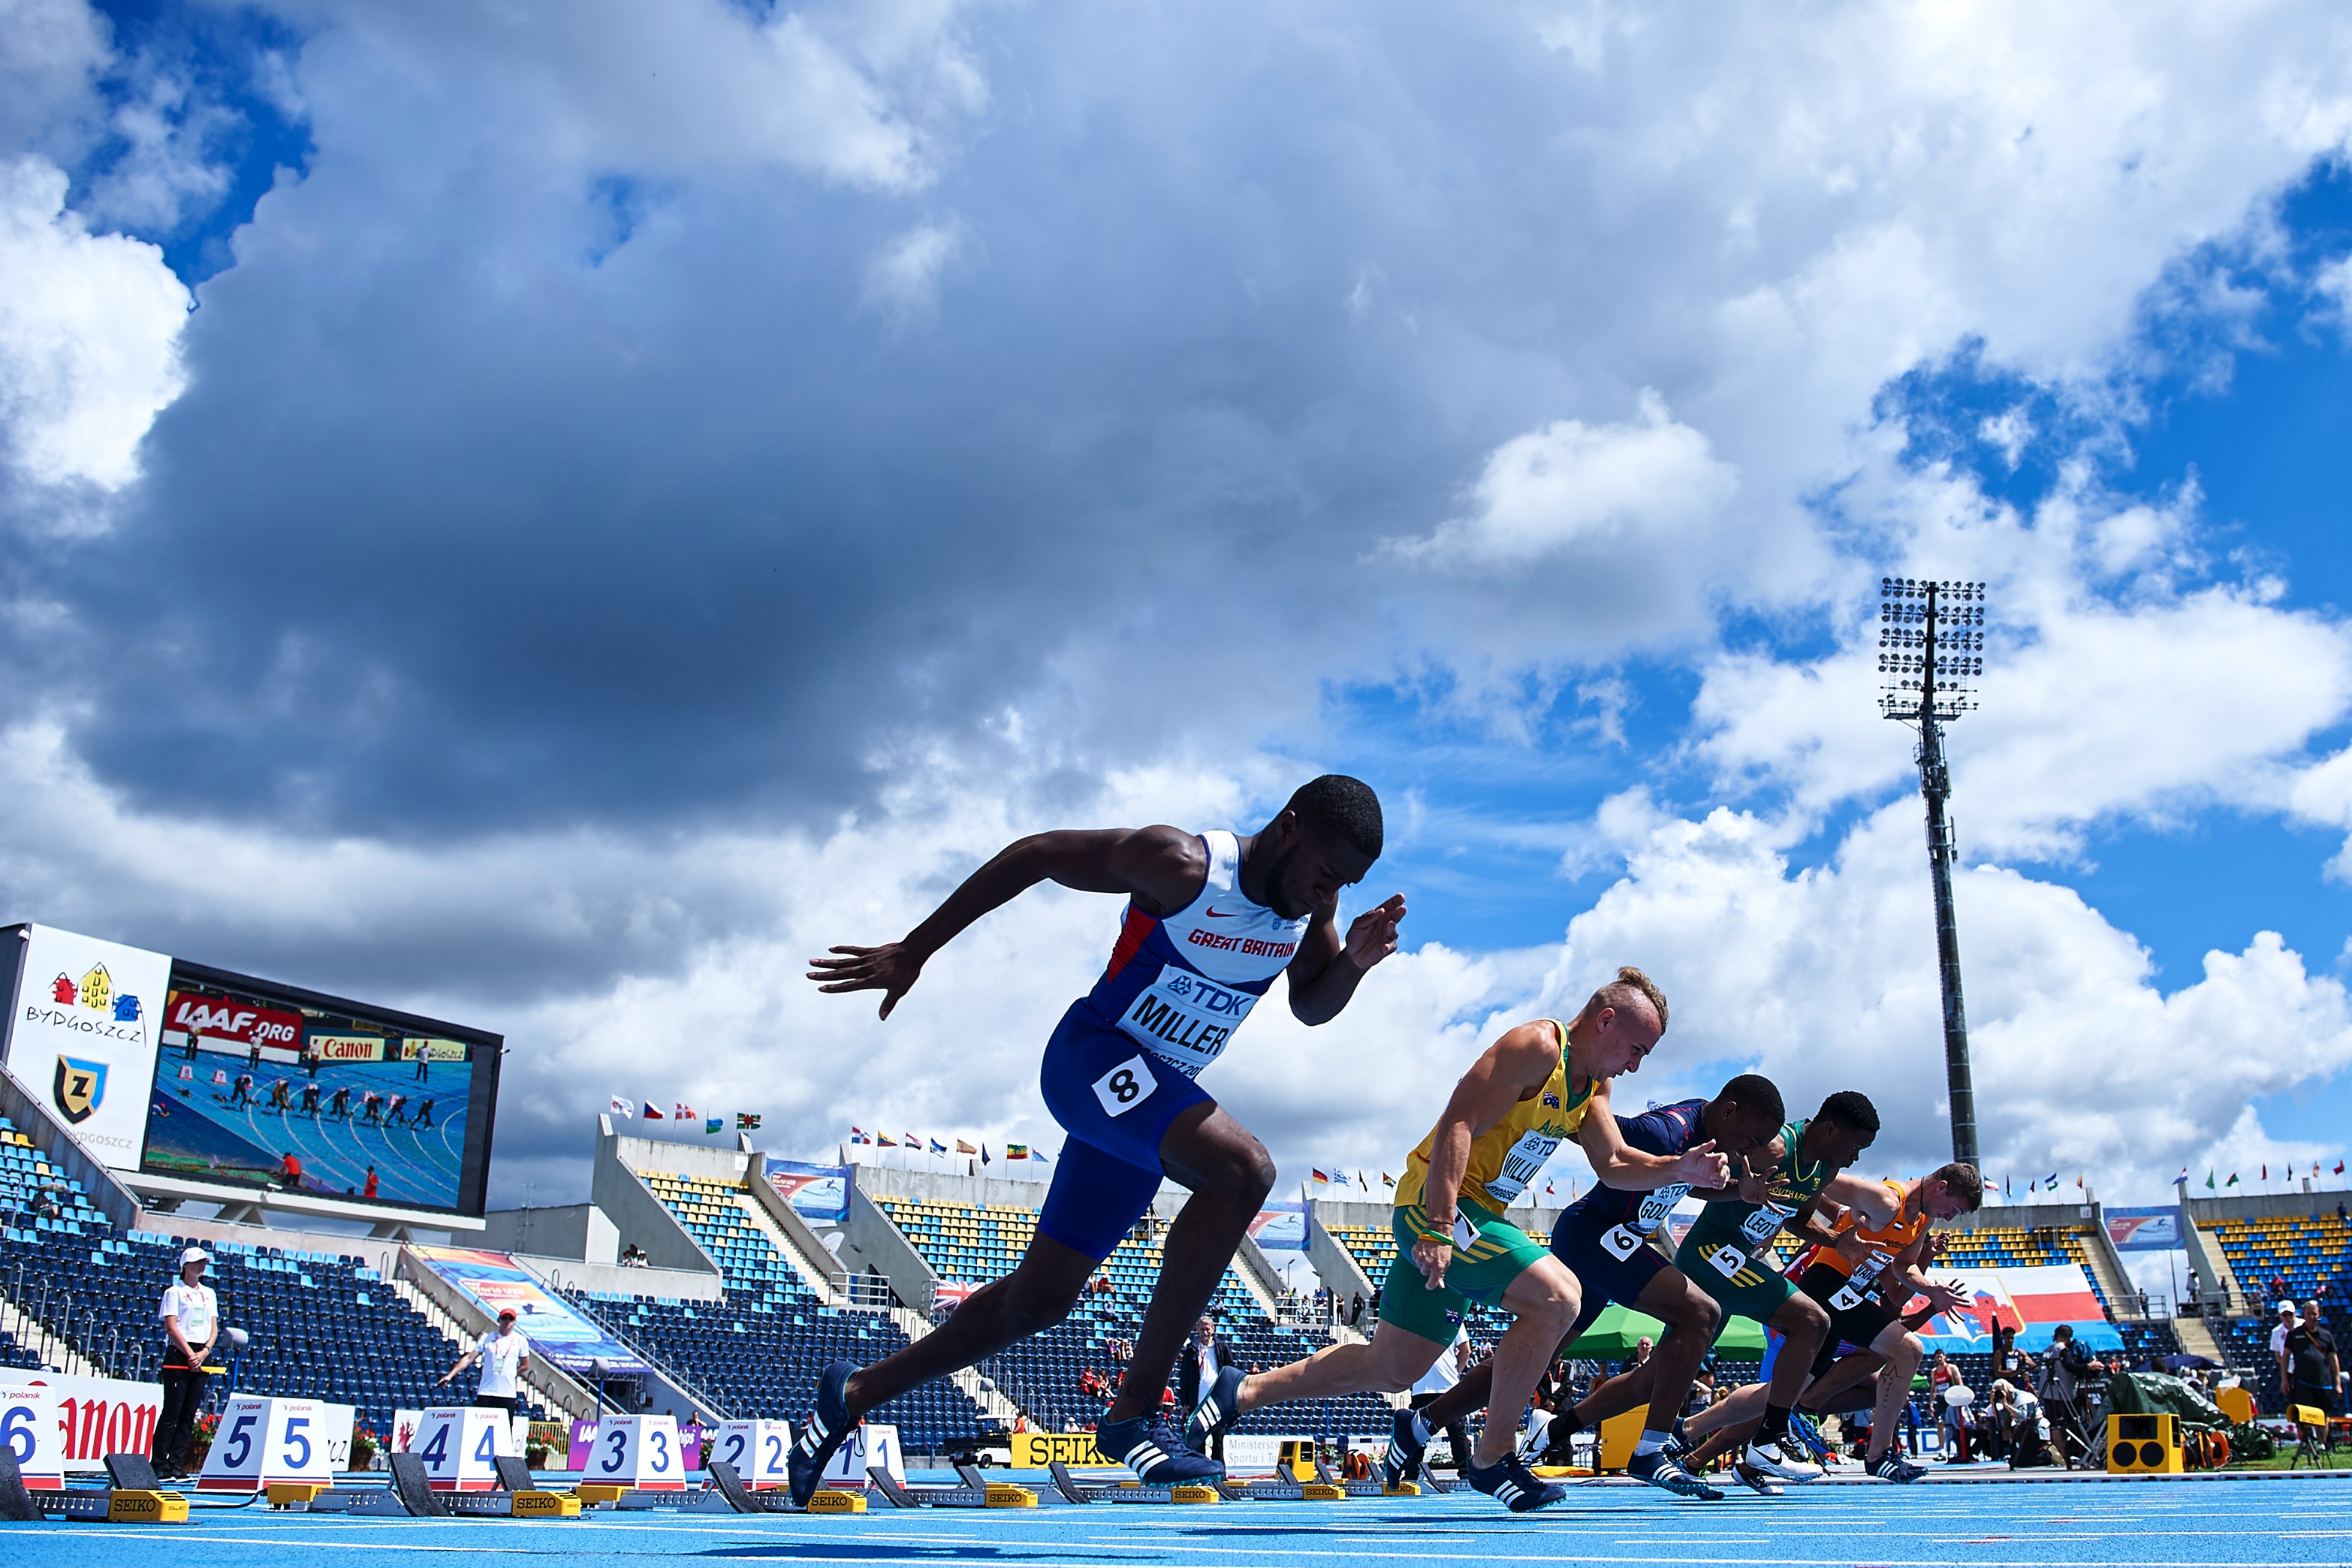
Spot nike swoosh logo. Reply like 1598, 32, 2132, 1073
1203, 907, 1244, 918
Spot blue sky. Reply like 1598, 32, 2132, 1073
8, 2, 2352, 1208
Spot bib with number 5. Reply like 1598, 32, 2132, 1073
1706, 1243, 1747, 1277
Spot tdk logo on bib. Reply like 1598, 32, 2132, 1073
1636, 1184, 1690, 1229
1120, 971, 1257, 1075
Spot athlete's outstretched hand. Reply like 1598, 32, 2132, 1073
1410, 1235, 1452, 1292
807, 942, 925, 1019
1919, 1278, 1969, 1316
1733, 1153, 1771, 1205
1669, 1139, 1731, 1190
1344, 895, 1408, 969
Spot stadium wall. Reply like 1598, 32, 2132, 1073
844, 1179, 939, 1310
592, 1117, 731, 1273
507, 1252, 724, 1303
2183, 1190, 2352, 1224
483, 1202, 620, 1264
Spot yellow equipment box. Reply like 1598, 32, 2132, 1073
807, 1489, 867, 1513
2106, 1412, 2184, 1474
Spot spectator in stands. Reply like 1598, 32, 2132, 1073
2338, 1201, 2348, 1226
1175, 1316, 1239, 1458
279, 1151, 304, 1191
2287, 1299, 2344, 1424
152, 1247, 219, 1478
1632, 1335, 1653, 1369
2274, 1300, 2302, 1391
439, 1307, 532, 1413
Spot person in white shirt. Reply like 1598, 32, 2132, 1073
2274, 1301, 2302, 1395
1406, 1328, 1473, 1473
151, 1247, 219, 1476
440, 1308, 532, 1411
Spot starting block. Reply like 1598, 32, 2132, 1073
576, 1482, 629, 1505
107, 1491, 190, 1523
268, 1482, 331, 1508
807, 1488, 867, 1513
37, 1490, 113, 1520
1311, 1455, 1382, 1498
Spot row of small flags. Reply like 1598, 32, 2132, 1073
1304, 1168, 1578, 1199
608, 1097, 760, 1135
2188, 1162, 2344, 1189
848, 1129, 1048, 1164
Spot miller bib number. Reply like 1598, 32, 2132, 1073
1092, 1054, 1159, 1118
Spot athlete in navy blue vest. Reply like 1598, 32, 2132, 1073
792, 776, 1404, 1500
1395, 1073, 1785, 1500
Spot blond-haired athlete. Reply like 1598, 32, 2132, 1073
1188, 969, 1728, 1512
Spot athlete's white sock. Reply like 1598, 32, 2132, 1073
1633, 1431, 1669, 1457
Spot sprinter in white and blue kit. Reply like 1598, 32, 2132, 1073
792, 777, 1404, 1501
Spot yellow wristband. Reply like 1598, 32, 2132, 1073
1418, 1220, 1456, 1246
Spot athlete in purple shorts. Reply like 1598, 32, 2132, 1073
789, 776, 1404, 1500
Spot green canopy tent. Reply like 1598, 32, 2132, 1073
1563, 1300, 1767, 1359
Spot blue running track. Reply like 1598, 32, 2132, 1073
8, 1471, 2352, 1568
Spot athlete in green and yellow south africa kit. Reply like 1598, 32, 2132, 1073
1672, 1089, 1881, 1488
1188, 967, 1731, 1514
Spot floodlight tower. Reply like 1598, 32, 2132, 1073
1878, 577, 1988, 1169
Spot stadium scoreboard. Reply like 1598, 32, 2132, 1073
2, 922, 502, 1220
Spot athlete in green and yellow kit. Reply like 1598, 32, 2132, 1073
1189, 967, 1729, 1512
1670, 1090, 1880, 1489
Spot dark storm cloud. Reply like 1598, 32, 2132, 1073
22, 2, 1625, 841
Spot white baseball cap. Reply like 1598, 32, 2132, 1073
2279, 1300, 2299, 1314
179, 1247, 210, 1267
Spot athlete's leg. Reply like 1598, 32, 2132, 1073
842, 1138, 1156, 1417
1796, 1346, 1886, 1416
1576, 1269, 1719, 1436
1105, 1103, 1274, 1422
1682, 1292, 1828, 1473
1861, 1326, 1922, 1467
1681, 1383, 1766, 1444
1472, 1256, 1579, 1465
1234, 1318, 1447, 1409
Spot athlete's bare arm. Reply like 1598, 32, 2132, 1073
1792, 1193, 1871, 1261
1408, 1021, 1559, 1291
1822, 1171, 1901, 1228
1573, 1083, 1730, 1192
807, 826, 1208, 1019
1283, 894, 1407, 1025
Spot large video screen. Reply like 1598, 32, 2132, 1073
139, 960, 502, 1217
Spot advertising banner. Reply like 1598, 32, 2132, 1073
1248, 1202, 1307, 1250
163, 991, 306, 1053
0, 1370, 161, 1473
409, 1245, 649, 1376
1907, 1262, 2123, 1353
306, 1032, 388, 1064
2105, 1206, 2183, 1251
764, 1159, 848, 1223
2, 924, 172, 1171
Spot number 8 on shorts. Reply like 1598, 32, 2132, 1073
1092, 1054, 1159, 1117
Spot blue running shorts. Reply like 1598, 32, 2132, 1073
1549, 1208, 1672, 1344
1036, 1003, 1213, 1261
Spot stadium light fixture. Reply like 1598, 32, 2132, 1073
1878, 577, 1990, 1169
